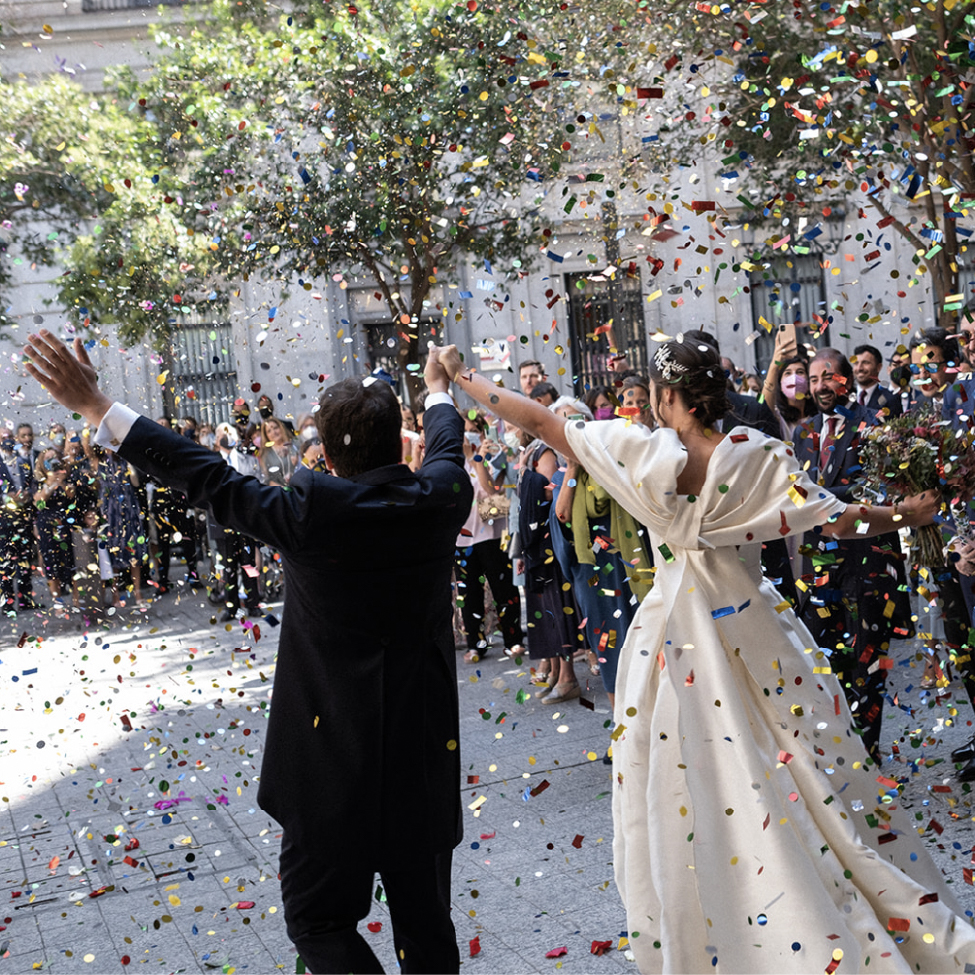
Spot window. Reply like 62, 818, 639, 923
749, 253, 829, 373
565, 269, 647, 394
169, 323, 237, 426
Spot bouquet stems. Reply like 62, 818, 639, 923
911, 524, 945, 568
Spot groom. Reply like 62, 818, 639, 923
23, 331, 472, 974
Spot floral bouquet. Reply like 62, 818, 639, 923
854, 405, 975, 567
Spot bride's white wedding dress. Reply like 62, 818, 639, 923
564, 419, 975, 974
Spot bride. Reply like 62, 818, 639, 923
434, 337, 974, 974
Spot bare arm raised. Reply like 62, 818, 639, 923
431, 344, 579, 464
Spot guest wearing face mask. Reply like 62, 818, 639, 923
761, 325, 816, 442
295, 413, 318, 444
584, 385, 618, 422
257, 394, 295, 437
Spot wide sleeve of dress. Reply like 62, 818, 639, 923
563, 419, 688, 535
701, 427, 848, 549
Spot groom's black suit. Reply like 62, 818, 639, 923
111, 400, 472, 973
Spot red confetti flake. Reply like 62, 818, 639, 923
529, 779, 550, 798
469, 936, 481, 957
545, 946, 568, 959
825, 959, 840, 975
777, 751, 793, 764
591, 940, 612, 956
479, 832, 495, 840
887, 917, 910, 932
571, 835, 584, 849
964, 868, 973, 887
367, 922, 382, 933
918, 892, 939, 905
235, 901, 255, 910
121, 956, 131, 966
928, 818, 944, 836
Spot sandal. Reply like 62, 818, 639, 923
503, 645, 526, 658
586, 650, 600, 677
529, 672, 551, 686
544, 682, 581, 705
463, 648, 489, 663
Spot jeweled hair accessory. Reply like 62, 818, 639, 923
653, 345, 689, 383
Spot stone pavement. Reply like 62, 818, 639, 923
0, 583, 974, 975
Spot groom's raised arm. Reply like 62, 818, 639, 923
23, 330, 310, 554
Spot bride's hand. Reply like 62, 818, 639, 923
435, 345, 466, 382
898, 490, 938, 526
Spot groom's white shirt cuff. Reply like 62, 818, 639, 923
93, 402, 140, 452
424, 392, 453, 409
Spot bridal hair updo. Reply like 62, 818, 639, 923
646, 334, 730, 428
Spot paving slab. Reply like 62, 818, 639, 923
0, 587, 973, 974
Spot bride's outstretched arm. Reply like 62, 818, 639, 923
826, 491, 938, 539
432, 345, 580, 464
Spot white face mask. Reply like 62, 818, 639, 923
503, 429, 522, 450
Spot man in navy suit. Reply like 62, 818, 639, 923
852, 343, 903, 418
0, 427, 37, 612
794, 349, 908, 758
23, 330, 473, 974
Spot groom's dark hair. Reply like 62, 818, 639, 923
316, 378, 402, 477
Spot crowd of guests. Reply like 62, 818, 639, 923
7, 327, 975, 781
0, 393, 325, 622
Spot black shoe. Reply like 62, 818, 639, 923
956, 756, 975, 783
243, 604, 262, 618
951, 736, 975, 765
219, 608, 238, 623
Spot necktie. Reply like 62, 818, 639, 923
858, 388, 867, 406
820, 415, 838, 471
